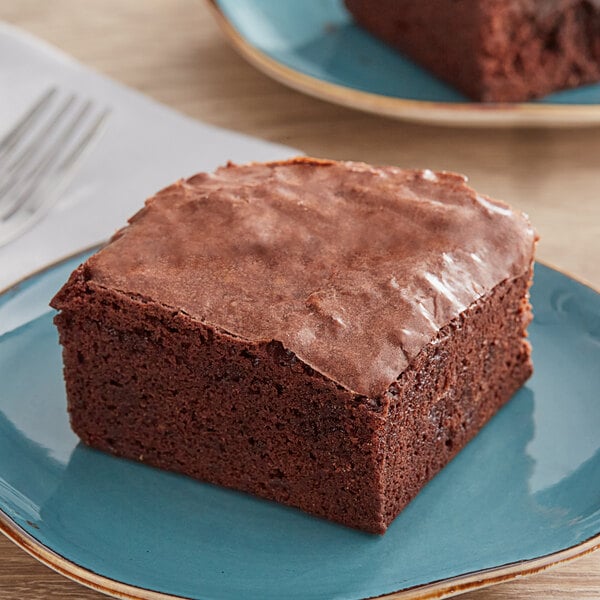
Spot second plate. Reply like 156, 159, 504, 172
208, 0, 600, 127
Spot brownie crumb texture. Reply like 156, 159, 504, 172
344, 0, 600, 102
51, 158, 537, 533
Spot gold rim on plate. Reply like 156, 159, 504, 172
1, 509, 599, 600
205, 0, 600, 128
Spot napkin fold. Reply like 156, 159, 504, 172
0, 23, 297, 291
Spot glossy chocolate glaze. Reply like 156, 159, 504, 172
84, 158, 536, 397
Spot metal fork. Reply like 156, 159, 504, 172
0, 87, 110, 247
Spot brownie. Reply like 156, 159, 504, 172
344, 0, 600, 102
51, 158, 537, 534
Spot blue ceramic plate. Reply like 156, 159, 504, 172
0, 252, 599, 600
207, 0, 600, 127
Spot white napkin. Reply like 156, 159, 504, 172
0, 23, 298, 291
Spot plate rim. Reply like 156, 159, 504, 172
205, 0, 600, 127
1, 510, 599, 600
1, 249, 599, 600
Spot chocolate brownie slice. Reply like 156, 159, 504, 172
51, 158, 537, 533
344, 0, 600, 102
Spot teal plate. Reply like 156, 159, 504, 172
0, 253, 599, 600
207, 0, 600, 127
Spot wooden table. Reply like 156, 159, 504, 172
1, 1, 599, 598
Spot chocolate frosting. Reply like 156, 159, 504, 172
84, 158, 536, 397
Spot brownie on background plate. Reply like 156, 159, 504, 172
51, 157, 537, 534
345, 0, 600, 102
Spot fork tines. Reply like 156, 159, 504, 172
0, 87, 110, 247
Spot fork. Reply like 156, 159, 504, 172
0, 87, 110, 247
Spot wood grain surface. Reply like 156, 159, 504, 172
1, 1, 599, 599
